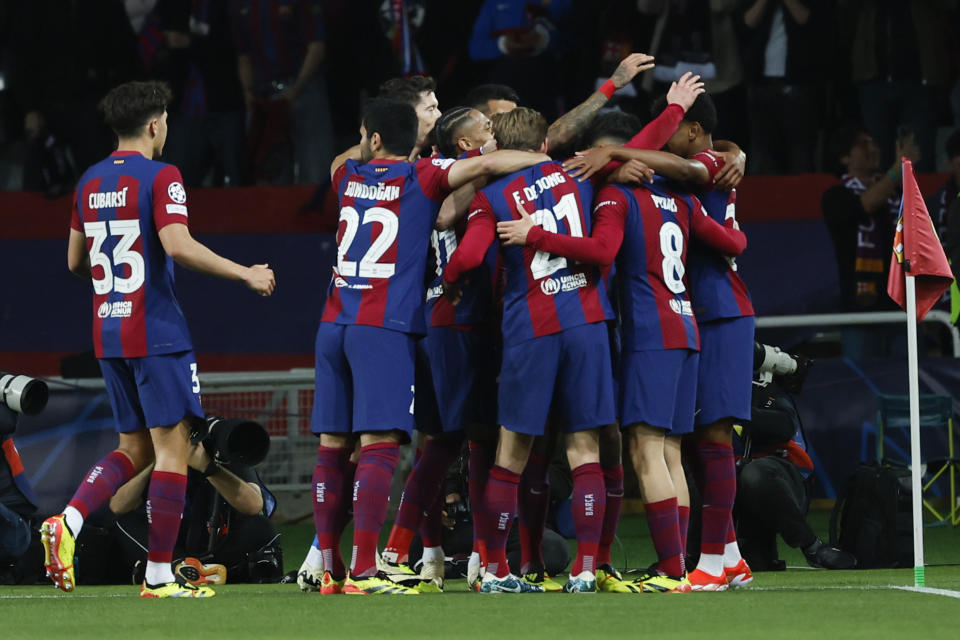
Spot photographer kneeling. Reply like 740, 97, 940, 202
109, 419, 280, 584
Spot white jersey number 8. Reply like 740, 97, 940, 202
659, 221, 685, 294
84, 220, 145, 295
337, 206, 398, 279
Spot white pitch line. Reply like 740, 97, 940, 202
741, 584, 960, 599
0, 593, 134, 599
892, 586, 960, 599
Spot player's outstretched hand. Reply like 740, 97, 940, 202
497, 200, 536, 246
245, 264, 276, 296
610, 53, 656, 89
666, 72, 705, 112
563, 146, 614, 182
608, 159, 654, 185
714, 148, 746, 191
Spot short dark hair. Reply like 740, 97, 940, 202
464, 84, 520, 112
377, 76, 437, 108
946, 129, 960, 160
828, 123, 867, 161
579, 111, 643, 148
99, 81, 172, 138
434, 107, 476, 159
362, 98, 418, 157
651, 92, 717, 134
492, 107, 548, 151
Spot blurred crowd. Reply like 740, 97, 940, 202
0, 0, 958, 196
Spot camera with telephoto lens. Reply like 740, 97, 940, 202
189, 415, 271, 467
1, 374, 49, 416
753, 342, 812, 393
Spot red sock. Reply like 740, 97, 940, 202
518, 452, 549, 573
678, 505, 690, 556
313, 446, 348, 577
384, 438, 458, 561
698, 441, 736, 556
67, 451, 135, 519
598, 464, 624, 566
644, 497, 684, 577
146, 470, 187, 565
482, 465, 520, 577
419, 491, 444, 548
351, 443, 399, 577
570, 462, 605, 575
468, 440, 495, 553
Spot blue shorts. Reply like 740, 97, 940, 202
98, 351, 203, 433
498, 322, 616, 436
620, 348, 698, 435
696, 315, 755, 426
420, 326, 498, 435
310, 323, 416, 436
414, 336, 443, 435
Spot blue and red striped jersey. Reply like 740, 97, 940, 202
321, 157, 454, 334
70, 151, 194, 359
448, 161, 612, 345
597, 180, 702, 352
688, 149, 754, 321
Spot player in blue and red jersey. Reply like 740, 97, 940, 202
443, 107, 616, 594
43, 81, 275, 599
497, 165, 746, 594
310, 98, 549, 596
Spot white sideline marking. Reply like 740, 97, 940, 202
892, 586, 960, 599
0, 593, 133, 599
745, 584, 960, 599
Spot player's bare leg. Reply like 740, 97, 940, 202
140, 418, 214, 597
627, 424, 688, 592
691, 418, 740, 589
42, 430, 153, 592
563, 428, 605, 592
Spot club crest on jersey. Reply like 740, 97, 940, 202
651, 194, 677, 212
168, 182, 187, 204
97, 300, 133, 319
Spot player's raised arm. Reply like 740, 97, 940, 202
443, 192, 498, 302
603, 148, 711, 185
546, 53, 655, 153
330, 144, 362, 181
689, 197, 747, 256
436, 180, 480, 231
445, 149, 551, 191
496, 190, 627, 267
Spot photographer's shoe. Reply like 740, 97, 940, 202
596, 564, 641, 593
175, 558, 226, 586
320, 571, 344, 594
140, 580, 215, 598
40, 515, 76, 592
520, 569, 563, 592
687, 568, 729, 591
562, 571, 597, 593
420, 557, 445, 590
803, 539, 857, 570
297, 561, 323, 592
723, 558, 753, 588
344, 571, 420, 594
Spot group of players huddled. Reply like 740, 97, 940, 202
301, 52, 756, 596
38, 52, 755, 598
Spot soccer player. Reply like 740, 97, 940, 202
379, 76, 442, 160
496, 165, 746, 593
43, 80, 276, 598
310, 98, 549, 595
464, 84, 520, 117
443, 107, 617, 594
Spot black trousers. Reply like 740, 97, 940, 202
734, 456, 818, 570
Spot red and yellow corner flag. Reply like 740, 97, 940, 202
887, 158, 954, 320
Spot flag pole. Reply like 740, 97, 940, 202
905, 273, 925, 587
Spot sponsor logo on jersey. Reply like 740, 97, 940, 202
426, 283, 444, 301
344, 181, 401, 201
431, 157, 455, 169
593, 200, 618, 213
668, 299, 694, 316
97, 300, 133, 319
516, 170, 567, 203
168, 182, 187, 204
334, 277, 349, 288
651, 194, 677, 212
88, 187, 130, 210
540, 272, 588, 295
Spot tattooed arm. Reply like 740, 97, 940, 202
545, 53, 654, 153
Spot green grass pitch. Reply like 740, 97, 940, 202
2, 512, 959, 640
